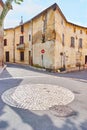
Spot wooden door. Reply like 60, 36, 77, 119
6, 51, 9, 62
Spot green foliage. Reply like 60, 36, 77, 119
0, 0, 23, 26
14, 0, 23, 4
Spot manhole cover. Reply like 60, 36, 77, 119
49, 105, 76, 117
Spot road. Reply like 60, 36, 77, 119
0, 63, 87, 130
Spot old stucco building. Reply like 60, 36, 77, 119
0, 0, 4, 66
4, 3, 87, 71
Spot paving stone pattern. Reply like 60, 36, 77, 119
2, 84, 74, 110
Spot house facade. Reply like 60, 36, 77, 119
4, 3, 87, 71
0, 0, 4, 66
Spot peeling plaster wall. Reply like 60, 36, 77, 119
33, 41, 55, 69
14, 23, 31, 64
55, 8, 87, 70
4, 29, 14, 63
32, 8, 55, 69
3, 4, 87, 70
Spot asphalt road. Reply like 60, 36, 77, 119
0, 63, 87, 130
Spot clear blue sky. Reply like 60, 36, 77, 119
3, 0, 87, 28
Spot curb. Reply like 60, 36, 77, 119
6, 63, 46, 72
28, 65, 46, 72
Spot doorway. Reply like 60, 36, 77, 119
29, 51, 32, 65
85, 55, 87, 64
6, 51, 9, 62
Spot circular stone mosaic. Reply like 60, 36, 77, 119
1, 84, 74, 110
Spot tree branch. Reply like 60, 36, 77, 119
0, 0, 13, 26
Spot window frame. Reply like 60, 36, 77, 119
79, 38, 82, 48
70, 37, 75, 48
4, 39, 7, 46
20, 36, 24, 44
21, 25, 24, 33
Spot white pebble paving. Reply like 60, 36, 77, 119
2, 84, 75, 110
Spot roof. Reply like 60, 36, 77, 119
4, 3, 87, 29
4, 28, 14, 31
14, 3, 66, 28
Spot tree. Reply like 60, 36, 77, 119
0, 0, 23, 66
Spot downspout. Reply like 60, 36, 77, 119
31, 20, 33, 65
13, 28, 15, 63
53, 6, 56, 71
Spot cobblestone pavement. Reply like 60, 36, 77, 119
0, 63, 87, 130
1, 84, 74, 110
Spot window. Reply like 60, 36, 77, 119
79, 38, 82, 48
62, 34, 64, 46
74, 28, 76, 33
20, 36, 24, 44
4, 39, 7, 46
20, 52, 24, 61
71, 37, 75, 47
80, 30, 82, 34
29, 34, 31, 41
42, 34, 45, 43
43, 13, 47, 33
21, 25, 24, 33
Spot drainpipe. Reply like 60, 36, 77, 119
13, 28, 15, 63
31, 20, 33, 65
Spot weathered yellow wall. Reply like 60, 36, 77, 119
0, 4, 3, 66
15, 22, 31, 64
55, 8, 87, 70
3, 4, 87, 70
4, 29, 14, 63
33, 8, 55, 69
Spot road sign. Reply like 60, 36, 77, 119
41, 49, 45, 53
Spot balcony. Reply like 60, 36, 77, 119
17, 43, 25, 50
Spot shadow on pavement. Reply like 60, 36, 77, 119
0, 63, 87, 130
0, 121, 9, 129
0, 69, 23, 130
3, 105, 87, 130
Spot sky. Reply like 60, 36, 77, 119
3, 0, 87, 28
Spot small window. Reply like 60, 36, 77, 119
79, 38, 82, 48
29, 34, 31, 41
42, 34, 45, 43
71, 37, 75, 48
21, 25, 24, 33
62, 33, 64, 46
20, 52, 24, 61
74, 28, 76, 33
4, 39, 7, 46
20, 36, 24, 44
61, 19, 63, 25
80, 30, 82, 34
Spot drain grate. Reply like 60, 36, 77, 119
49, 105, 77, 117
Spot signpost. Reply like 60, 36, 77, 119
41, 49, 45, 67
